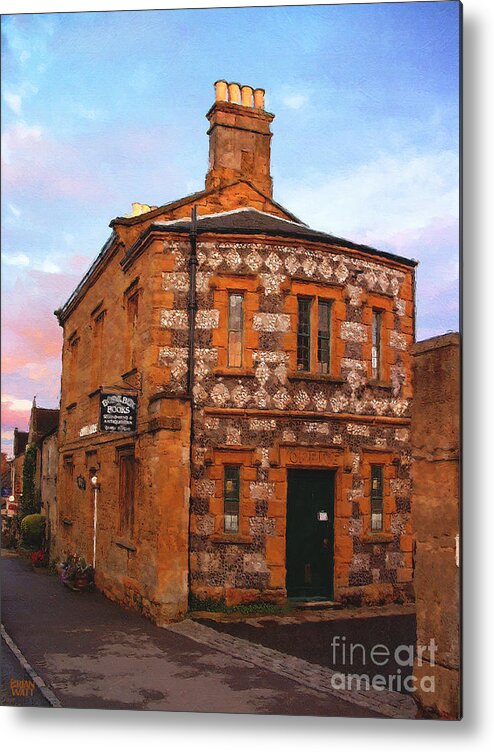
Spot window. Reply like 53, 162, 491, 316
91, 311, 105, 390
227, 293, 243, 368
317, 300, 332, 374
224, 465, 240, 533
371, 310, 382, 381
127, 292, 139, 370
370, 465, 384, 532
297, 298, 312, 371
62, 456, 74, 519
118, 449, 135, 534
68, 336, 79, 403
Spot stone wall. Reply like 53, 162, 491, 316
411, 333, 460, 719
156, 234, 415, 607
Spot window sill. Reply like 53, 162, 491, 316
210, 534, 253, 545
368, 380, 393, 391
213, 368, 255, 378
113, 538, 137, 552
361, 532, 394, 544
288, 372, 345, 383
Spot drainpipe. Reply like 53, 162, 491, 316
187, 206, 198, 399
186, 207, 198, 610
91, 474, 98, 569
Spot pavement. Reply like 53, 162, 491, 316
0, 550, 418, 718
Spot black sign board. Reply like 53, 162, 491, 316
100, 393, 137, 433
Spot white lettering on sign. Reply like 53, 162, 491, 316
80, 424, 98, 437
317, 511, 328, 521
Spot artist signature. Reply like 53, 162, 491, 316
10, 678, 35, 697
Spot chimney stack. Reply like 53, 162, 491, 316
205, 80, 274, 197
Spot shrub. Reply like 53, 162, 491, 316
2, 516, 21, 549
21, 444, 40, 518
20, 513, 46, 548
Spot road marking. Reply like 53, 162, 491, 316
167, 619, 418, 719
1, 624, 62, 708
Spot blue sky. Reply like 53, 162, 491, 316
1, 2, 460, 453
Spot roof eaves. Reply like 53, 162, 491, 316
124, 219, 417, 269
56, 232, 118, 323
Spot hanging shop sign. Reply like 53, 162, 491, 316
99, 393, 137, 433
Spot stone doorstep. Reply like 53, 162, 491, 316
292, 599, 343, 611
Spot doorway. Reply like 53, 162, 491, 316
286, 469, 335, 599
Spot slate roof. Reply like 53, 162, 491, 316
145, 208, 417, 268
33, 407, 60, 440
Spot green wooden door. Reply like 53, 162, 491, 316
286, 469, 334, 599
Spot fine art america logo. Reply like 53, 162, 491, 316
329, 636, 438, 693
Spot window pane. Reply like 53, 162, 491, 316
224, 466, 240, 533
371, 311, 381, 380
228, 331, 242, 368
297, 298, 311, 371
370, 465, 384, 532
228, 294, 243, 367
317, 301, 331, 374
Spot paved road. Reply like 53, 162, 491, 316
1, 636, 50, 707
198, 611, 417, 690
1, 553, 395, 717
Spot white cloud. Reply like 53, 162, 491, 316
282, 93, 308, 110
20, 50, 31, 63
1, 251, 30, 268
8, 203, 21, 218
4, 91, 22, 115
279, 150, 459, 245
1, 394, 32, 412
39, 259, 61, 274
1, 121, 43, 165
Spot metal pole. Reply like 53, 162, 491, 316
91, 476, 98, 569
187, 206, 198, 398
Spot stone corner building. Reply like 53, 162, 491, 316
54, 81, 416, 624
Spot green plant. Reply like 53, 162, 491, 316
188, 594, 289, 616
20, 513, 46, 548
20, 444, 40, 518
60, 553, 94, 583
2, 515, 21, 548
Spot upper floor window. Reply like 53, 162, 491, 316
317, 300, 332, 374
297, 298, 312, 371
127, 292, 139, 370
224, 465, 240, 533
370, 464, 384, 532
371, 310, 382, 381
68, 335, 79, 403
91, 310, 106, 390
118, 447, 136, 535
227, 293, 244, 368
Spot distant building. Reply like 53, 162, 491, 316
54, 81, 416, 623
9, 400, 59, 523
10, 428, 29, 514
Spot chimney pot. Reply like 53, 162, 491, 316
241, 85, 254, 108
228, 82, 241, 105
214, 80, 228, 103
253, 88, 265, 109
206, 81, 274, 197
